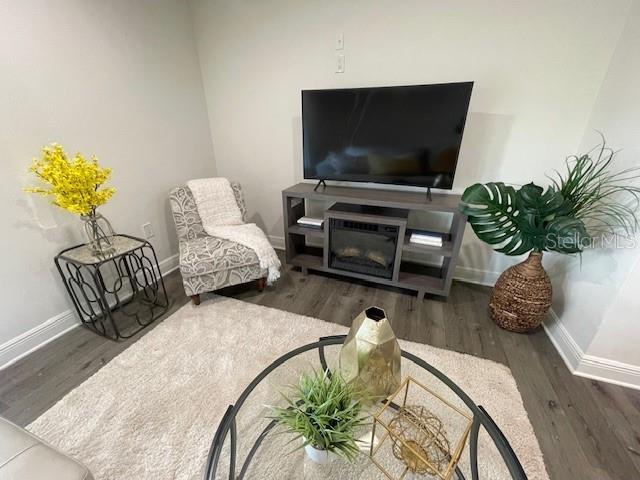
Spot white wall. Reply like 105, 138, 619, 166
190, 0, 640, 386
0, 0, 215, 361
189, 0, 630, 281
3, 0, 638, 386
546, 0, 640, 386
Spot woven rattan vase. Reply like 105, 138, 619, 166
489, 251, 552, 333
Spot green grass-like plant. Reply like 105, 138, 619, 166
269, 369, 369, 463
550, 136, 640, 236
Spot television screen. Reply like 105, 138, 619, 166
302, 82, 473, 189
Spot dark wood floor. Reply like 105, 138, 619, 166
1, 257, 639, 480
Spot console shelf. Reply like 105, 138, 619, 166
402, 231, 454, 257
282, 183, 466, 299
287, 224, 324, 238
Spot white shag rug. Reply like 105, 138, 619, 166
28, 296, 549, 480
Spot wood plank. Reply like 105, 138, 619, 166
283, 182, 462, 213
499, 330, 602, 480
529, 331, 640, 478
287, 224, 325, 238
402, 232, 454, 256
0, 254, 639, 480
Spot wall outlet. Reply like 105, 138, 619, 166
141, 222, 154, 239
336, 53, 345, 73
336, 33, 344, 50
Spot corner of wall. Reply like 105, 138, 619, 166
544, 308, 640, 390
543, 308, 584, 371
184, 0, 217, 176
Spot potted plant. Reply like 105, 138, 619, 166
460, 138, 639, 332
25, 143, 116, 256
270, 368, 369, 464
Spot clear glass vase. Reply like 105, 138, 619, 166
81, 211, 116, 257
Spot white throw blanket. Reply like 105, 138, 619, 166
186, 178, 281, 284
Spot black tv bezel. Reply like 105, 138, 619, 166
301, 81, 474, 190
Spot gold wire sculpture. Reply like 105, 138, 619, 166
369, 377, 473, 480
388, 405, 452, 475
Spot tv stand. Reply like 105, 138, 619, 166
282, 183, 466, 299
313, 179, 327, 191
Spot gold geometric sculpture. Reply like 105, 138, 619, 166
388, 405, 451, 475
339, 306, 401, 400
370, 377, 473, 480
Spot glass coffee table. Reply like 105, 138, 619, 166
204, 336, 527, 480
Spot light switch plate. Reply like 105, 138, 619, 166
336, 53, 345, 73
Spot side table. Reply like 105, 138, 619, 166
54, 234, 170, 340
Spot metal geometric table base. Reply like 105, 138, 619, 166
204, 336, 528, 480
55, 234, 169, 340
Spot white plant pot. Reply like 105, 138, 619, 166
303, 440, 332, 464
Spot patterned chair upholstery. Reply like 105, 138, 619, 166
169, 183, 266, 301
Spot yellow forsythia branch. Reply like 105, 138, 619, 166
24, 143, 115, 216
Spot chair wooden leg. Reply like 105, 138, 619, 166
191, 294, 201, 306
256, 277, 267, 292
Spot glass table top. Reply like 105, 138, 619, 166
57, 235, 146, 265
209, 341, 516, 480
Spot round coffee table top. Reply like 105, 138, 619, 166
204, 336, 526, 480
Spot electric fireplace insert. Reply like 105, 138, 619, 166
327, 204, 406, 280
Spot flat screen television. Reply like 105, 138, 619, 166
302, 82, 473, 189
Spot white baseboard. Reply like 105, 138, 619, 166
542, 309, 583, 371
269, 235, 285, 250
0, 310, 79, 371
544, 309, 640, 390
576, 355, 640, 391
453, 266, 500, 286
0, 253, 179, 371
158, 253, 179, 276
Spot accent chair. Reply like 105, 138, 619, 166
169, 182, 267, 305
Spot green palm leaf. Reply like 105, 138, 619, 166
460, 182, 534, 255
460, 182, 589, 256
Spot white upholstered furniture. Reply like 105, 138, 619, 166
0, 416, 93, 479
